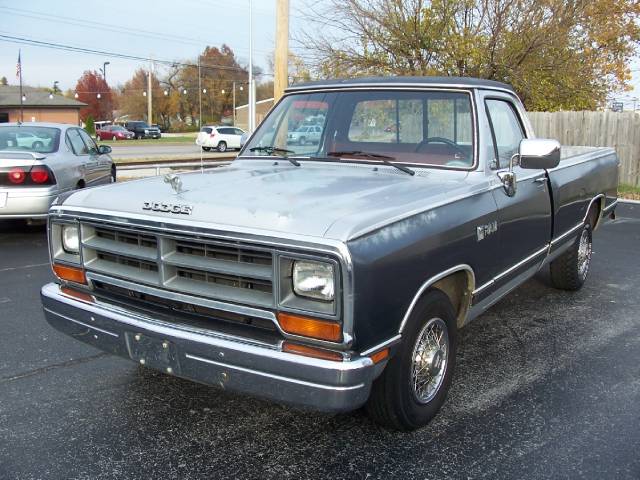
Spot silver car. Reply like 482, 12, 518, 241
0, 122, 115, 222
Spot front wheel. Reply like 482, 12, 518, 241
202, 146, 211, 152
366, 289, 457, 431
550, 223, 592, 290
217, 141, 227, 152
110, 165, 117, 183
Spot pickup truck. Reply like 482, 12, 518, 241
124, 121, 161, 140
41, 77, 618, 431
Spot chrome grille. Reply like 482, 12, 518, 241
81, 224, 275, 308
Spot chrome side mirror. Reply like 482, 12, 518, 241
97, 145, 112, 155
519, 138, 560, 170
498, 169, 517, 197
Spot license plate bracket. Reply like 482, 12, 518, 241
126, 332, 181, 374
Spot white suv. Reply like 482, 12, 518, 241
196, 126, 246, 152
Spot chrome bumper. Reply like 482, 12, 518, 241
40, 283, 376, 412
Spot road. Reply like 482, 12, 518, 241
0, 204, 639, 479
109, 143, 235, 161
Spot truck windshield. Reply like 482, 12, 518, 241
240, 90, 474, 169
0, 126, 61, 154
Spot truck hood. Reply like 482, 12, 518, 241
62, 160, 482, 241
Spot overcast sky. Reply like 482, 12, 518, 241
1, 0, 639, 109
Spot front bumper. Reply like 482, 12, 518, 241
0, 188, 58, 219
40, 283, 376, 412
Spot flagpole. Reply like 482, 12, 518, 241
18, 49, 23, 123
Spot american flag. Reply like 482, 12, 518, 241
16, 50, 21, 79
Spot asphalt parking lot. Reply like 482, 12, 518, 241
0, 204, 639, 479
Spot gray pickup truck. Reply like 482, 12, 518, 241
41, 77, 618, 431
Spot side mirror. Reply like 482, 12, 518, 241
518, 139, 560, 170
97, 145, 112, 155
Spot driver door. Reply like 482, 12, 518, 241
483, 93, 552, 290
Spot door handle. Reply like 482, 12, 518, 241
534, 177, 547, 184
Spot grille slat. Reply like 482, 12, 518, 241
81, 223, 275, 308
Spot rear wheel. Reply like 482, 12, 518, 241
366, 289, 457, 431
550, 223, 592, 290
217, 141, 227, 152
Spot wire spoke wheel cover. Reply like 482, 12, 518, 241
577, 228, 592, 280
411, 317, 449, 404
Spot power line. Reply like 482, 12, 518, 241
0, 6, 272, 56
0, 33, 274, 76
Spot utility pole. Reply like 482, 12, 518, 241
274, 0, 289, 102
248, 0, 255, 132
147, 58, 153, 124
198, 55, 202, 128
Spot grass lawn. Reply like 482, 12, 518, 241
619, 183, 640, 200
101, 136, 196, 145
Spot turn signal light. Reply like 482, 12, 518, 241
282, 342, 344, 362
53, 263, 87, 285
369, 348, 390, 364
277, 312, 342, 342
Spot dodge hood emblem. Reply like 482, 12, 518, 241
164, 173, 183, 194
143, 201, 193, 215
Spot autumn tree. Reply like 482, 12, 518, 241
116, 68, 179, 127
75, 70, 114, 121
300, 0, 640, 111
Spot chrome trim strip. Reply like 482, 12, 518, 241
85, 272, 278, 322
184, 353, 365, 391
494, 245, 548, 282
285, 83, 516, 96
550, 223, 583, 247
398, 264, 475, 334
472, 245, 549, 296
43, 307, 119, 338
603, 199, 618, 213
360, 334, 402, 357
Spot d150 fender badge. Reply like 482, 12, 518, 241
476, 220, 498, 241
143, 201, 193, 215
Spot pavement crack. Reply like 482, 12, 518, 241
0, 353, 110, 383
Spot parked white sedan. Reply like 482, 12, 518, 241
196, 126, 246, 152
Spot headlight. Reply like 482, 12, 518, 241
144, 129, 149, 133
293, 260, 334, 301
62, 224, 80, 254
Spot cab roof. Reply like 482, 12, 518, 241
286, 76, 515, 93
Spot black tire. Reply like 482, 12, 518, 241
110, 165, 117, 183
366, 289, 457, 431
217, 141, 227, 152
550, 223, 592, 291
298, 136, 306, 146
202, 146, 211, 152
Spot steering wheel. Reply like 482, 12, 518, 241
414, 137, 467, 158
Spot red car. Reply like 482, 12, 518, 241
96, 125, 134, 141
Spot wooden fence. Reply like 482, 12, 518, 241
527, 111, 640, 187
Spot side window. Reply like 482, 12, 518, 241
67, 129, 88, 155
218, 128, 229, 135
78, 129, 98, 153
485, 99, 525, 169
234, 128, 244, 135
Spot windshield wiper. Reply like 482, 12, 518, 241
249, 146, 300, 166
326, 150, 415, 176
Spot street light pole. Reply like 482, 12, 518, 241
233, 81, 236, 126
248, 0, 255, 132
102, 61, 110, 84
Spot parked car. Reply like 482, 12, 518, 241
124, 121, 161, 140
196, 126, 245, 152
287, 125, 322, 145
0, 122, 114, 222
96, 125, 135, 141
40, 77, 618, 431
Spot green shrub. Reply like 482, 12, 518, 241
84, 116, 95, 135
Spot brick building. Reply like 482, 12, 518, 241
0, 85, 86, 124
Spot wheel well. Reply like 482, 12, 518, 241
430, 270, 474, 329
76, 179, 86, 188
586, 196, 604, 231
